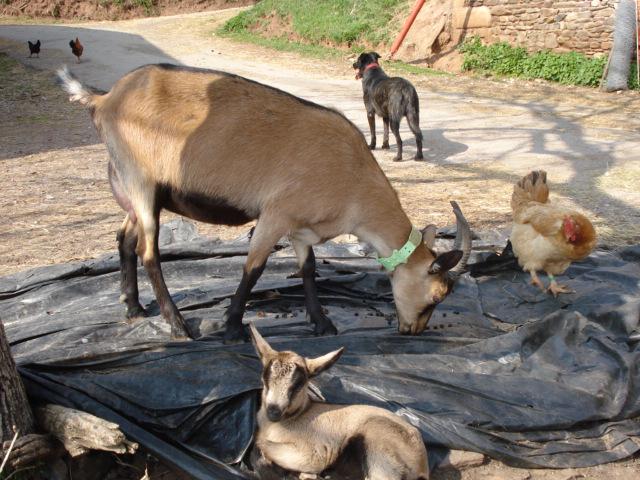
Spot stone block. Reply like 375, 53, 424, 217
576, 31, 590, 40
483, 472, 531, 480
545, 33, 559, 48
454, 6, 493, 28
490, 5, 510, 16
586, 25, 606, 33
593, 8, 613, 17
436, 450, 485, 471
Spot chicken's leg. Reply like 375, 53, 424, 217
547, 274, 574, 297
529, 270, 546, 292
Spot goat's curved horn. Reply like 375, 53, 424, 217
449, 201, 472, 279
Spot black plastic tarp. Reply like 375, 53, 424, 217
2, 226, 640, 477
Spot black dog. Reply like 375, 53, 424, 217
352, 52, 423, 161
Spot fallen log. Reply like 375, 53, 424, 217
2, 404, 138, 470
35, 404, 138, 457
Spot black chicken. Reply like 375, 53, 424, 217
28, 40, 41, 58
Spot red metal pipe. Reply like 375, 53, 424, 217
390, 0, 426, 57
636, 0, 639, 86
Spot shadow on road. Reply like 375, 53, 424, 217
0, 24, 182, 158
434, 85, 639, 238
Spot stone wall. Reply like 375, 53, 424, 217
455, 0, 617, 56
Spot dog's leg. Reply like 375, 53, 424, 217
407, 110, 424, 160
367, 112, 376, 150
390, 119, 402, 161
382, 118, 390, 149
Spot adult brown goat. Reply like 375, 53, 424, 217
57, 64, 471, 342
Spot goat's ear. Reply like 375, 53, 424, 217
306, 348, 344, 378
248, 323, 276, 364
421, 224, 437, 249
373, 52, 381, 60
428, 250, 463, 274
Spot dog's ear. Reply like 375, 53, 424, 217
373, 52, 381, 60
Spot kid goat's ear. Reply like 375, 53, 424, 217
306, 347, 344, 378
248, 323, 276, 364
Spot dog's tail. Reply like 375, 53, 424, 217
405, 88, 422, 141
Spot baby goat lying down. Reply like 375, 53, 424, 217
249, 324, 430, 480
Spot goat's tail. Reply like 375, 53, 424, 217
56, 66, 102, 106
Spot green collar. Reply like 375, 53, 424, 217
376, 226, 423, 272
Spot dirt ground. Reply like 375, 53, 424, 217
0, 0, 256, 21
1, 22, 639, 274
0, 7, 640, 480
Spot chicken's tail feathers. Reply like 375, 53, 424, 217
56, 66, 99, 106
511, 170, 549, 213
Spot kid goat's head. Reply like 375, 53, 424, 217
249, 323, 343, 423
391, 201, 472, 335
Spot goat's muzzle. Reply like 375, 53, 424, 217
399, 305, 436, 335
266, 405, 283, 422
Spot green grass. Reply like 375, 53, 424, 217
218, 29, 449, 78
221, 0, 409, 48
218, 1, 448, 77
386, 60, 450, 77
0, 53, 35, 99
98, 0, 157, 14
0, 53, 15, 81
460, 36, 638, 89
218, 29, 347, 59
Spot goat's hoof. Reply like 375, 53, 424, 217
393, 156, 403, 162
170, 330, 191, 341
381, 142, 390, 149
170, 322, 192, 341
223, 324, 249, 344
125, 302, 147, 320
167, 311, 192, 340
414, 153, 424, 161
369, 144, 376, 150
313, 319, 338, 336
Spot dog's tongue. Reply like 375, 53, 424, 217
355, 71, 362, 80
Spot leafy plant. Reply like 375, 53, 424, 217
459, 36, 630, 89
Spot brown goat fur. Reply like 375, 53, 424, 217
58, 64, 465, 342
249, 323, 430, 480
